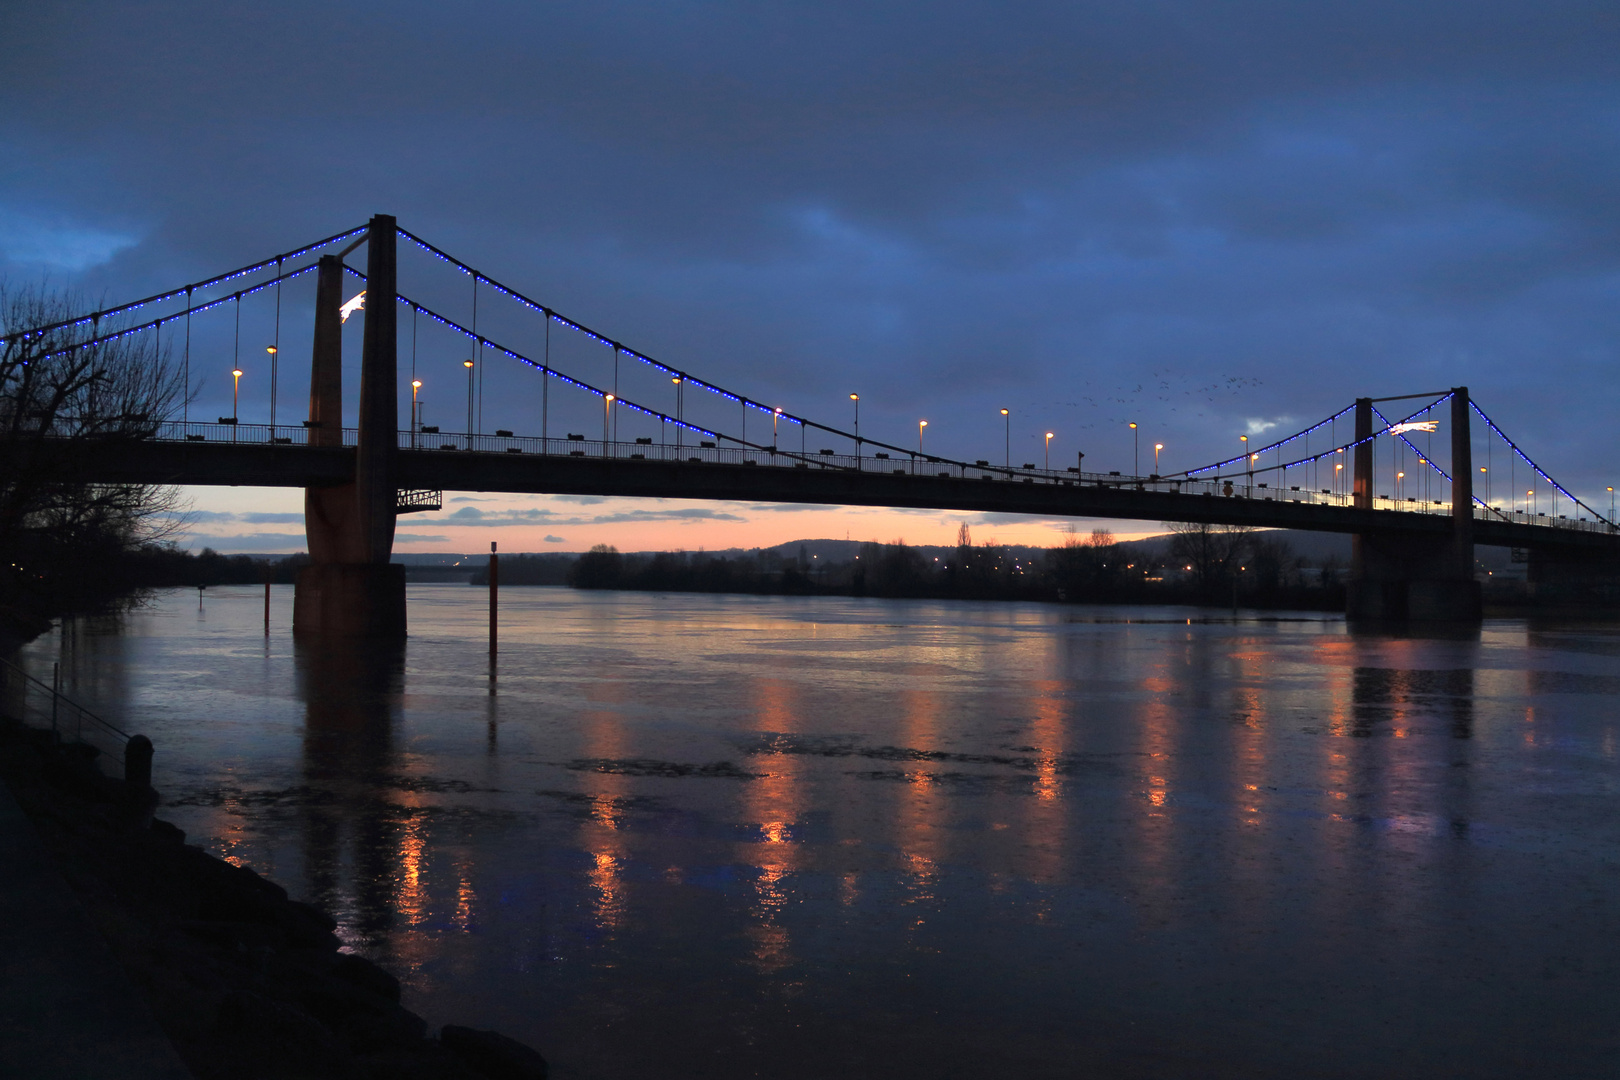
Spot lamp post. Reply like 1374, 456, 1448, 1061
265, 346, 277, 433
1609, 486, 1614, 523
1130, 422, 1138, 476
1239, 434, 1249, 491
1480, 465, 1488, 508
918, 419, 927, 455
1397, 470, 1405, 501
1154, 443, 1163, 476
604, 393, 615, 446
672, 376, 683, 447
1334, 460, 1343, 497
464, 360, 475, 449
1528, 489, 1535, 517
773, 407, 782, 451
231, 367, 243, 442
1044, 431, 1054, 471
1000, 408, 1010, 468
411, 379, 422, 447
850, 393, 860, 451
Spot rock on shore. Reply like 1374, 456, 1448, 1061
0, 719, 548, 1080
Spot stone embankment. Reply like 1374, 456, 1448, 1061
0, 719, 547, 1080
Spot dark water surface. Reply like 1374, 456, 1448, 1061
19, 587, 1620, 1078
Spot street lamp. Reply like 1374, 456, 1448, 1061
1239, 434, 1249, 490
773, 406, 783, 450
1609, 486, 1614, 522
850, 393, 860, 448
1153, 442, 1163, 475
265, 346, 278, 432
231, 367, 243, 443
918, 419, 927, 454
1130, 422, 1139, 476
464, 360, 475, 448
604, 393, 615, 446
411, 379, 422, 447
1044, 431, 1054, 471
1334, 460, 1343, 496
1397, 470, 1405, 501
1000, 408, 1010, 468
672, 376, 683, 446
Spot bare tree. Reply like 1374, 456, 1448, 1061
1, 285, 188, 619
1165, 520, 1252, 595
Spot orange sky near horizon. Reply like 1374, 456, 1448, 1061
175, 485, 1163, 555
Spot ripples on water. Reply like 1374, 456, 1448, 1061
21, 586, 1620, 1078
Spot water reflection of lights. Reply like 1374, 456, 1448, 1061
396, 812, 429, 927
453, 862, 478, 932
589, 851, 624, 931
743, 678, 803, 972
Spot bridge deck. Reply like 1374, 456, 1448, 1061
28, 424, 1618, 551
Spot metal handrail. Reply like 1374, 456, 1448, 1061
0, 655, 130, 765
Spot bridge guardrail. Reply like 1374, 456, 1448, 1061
132, 422, 1618, 535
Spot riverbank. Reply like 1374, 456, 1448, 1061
0, 718, 548, 1080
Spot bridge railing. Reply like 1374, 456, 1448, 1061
136, 422, 1616, 534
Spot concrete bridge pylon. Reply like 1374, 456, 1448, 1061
292, 215, 407, 637
1345, 387, 1483, 623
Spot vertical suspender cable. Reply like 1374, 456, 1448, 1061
272, 257, 282, 430
542, 315, 549, 442
183, 288, 192, 424
473, 275, 481, 435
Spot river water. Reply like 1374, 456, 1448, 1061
16, 587, 1620, 1078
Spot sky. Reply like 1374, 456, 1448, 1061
4, 1, 1619, 553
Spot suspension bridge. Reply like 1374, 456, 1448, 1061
7, 215, 1617, 633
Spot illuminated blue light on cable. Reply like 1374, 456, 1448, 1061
1, 225, 366, 346
25, 263, 320, 364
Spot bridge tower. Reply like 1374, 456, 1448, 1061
1345, 387, 1482, 622
292, 215, 408, 637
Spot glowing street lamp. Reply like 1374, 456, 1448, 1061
918, 419, 927, 454
1609, 486, 1614, 522
1000, 408, 1010, 468
231, 367, 243, 442
1335, 460, 1344, 496
411, 379, 422, 447
265, 345, 278, 432
1044, 431, 1054, 471
604, 393, 615, 445
1397, 470, 1405, 501
464, 360, 475, 448
672, 376, 683, 446
1154, 443, 1164, 475
1130, 422, 1139, 476
773, 406, 783, 450
850, 393, 860, 445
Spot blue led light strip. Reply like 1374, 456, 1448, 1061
18, 263, 321, 366
394, 227, 934, 463
1196, 394, 1453, 482
1366, 401, 1497, 516
1175, 404, 1357, 478
395, 292, 852, 462
1470, 401, 1615, 527
2, 224, 368, 347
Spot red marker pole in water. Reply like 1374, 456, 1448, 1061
488, 541, 498, 662
263, 561, 271, 633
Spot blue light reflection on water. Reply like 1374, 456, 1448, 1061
19, 586, 1620, 1079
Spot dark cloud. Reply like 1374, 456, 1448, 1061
4, 1, 1619, 502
